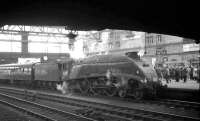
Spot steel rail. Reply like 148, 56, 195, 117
0, 99, 56, 121
0, 92, 97, 121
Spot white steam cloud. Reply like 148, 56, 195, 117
56, 81, 72, 95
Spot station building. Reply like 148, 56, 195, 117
143, 33, 199, 67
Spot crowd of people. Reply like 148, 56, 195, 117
155, 64, 200, 83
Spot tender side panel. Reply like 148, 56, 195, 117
35, 63, 60, 82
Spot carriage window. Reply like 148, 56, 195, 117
60, 63, 66, 70
63, 64, 65, 70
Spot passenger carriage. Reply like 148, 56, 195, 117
0, 59, 74, 89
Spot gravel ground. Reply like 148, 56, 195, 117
0, 103, 41, 121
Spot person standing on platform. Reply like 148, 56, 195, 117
182, 67, 187, 83
169, 66, 174, 82
190, 65, 194, 80
186, 65, 191, 81
172, 67, 176, 81
175, 66, 180, 82
197, 66, 200, 83
163, 67, 168, 83
180, 66, 182, 81
160, 67, 164, 81
193, 65, 198, 81
166, 67, 170, 83
155, 67, 162, 81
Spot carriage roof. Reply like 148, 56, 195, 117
0, 63, 35, 70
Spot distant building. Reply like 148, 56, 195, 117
82, 30, 199, 67
143, 33, 199, 67
182, 38, 200, 66
83, 29, 145, 56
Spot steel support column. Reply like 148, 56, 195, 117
21, 32, 28, 57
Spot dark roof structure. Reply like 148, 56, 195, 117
0, 0, 199, 42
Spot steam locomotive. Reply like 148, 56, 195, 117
0, 54, 161, 99
62, 54, 161, 99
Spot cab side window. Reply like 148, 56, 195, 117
63, 63, 67, 70
58, 63, 62, 71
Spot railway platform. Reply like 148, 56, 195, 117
162, 79, 199, 90
156, 79, 200, 102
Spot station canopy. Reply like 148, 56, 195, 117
0, 0, 199, 43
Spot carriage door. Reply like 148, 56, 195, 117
61, 63, 68, 80
31, 66, 35, 82
66, 61, 73, 78
58, 63, 62, 81
63, 62, 73, 80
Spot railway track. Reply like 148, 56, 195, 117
151, 98, 200, 110
0, 88, 132, 121
2, 85, 199, 111
0, 99, 55, 121
79, 92, 200, 111
0, 92, 96, 121
0, 87, 199, 121
121, 97, 200, 111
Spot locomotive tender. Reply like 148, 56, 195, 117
62, 54, 161, 99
